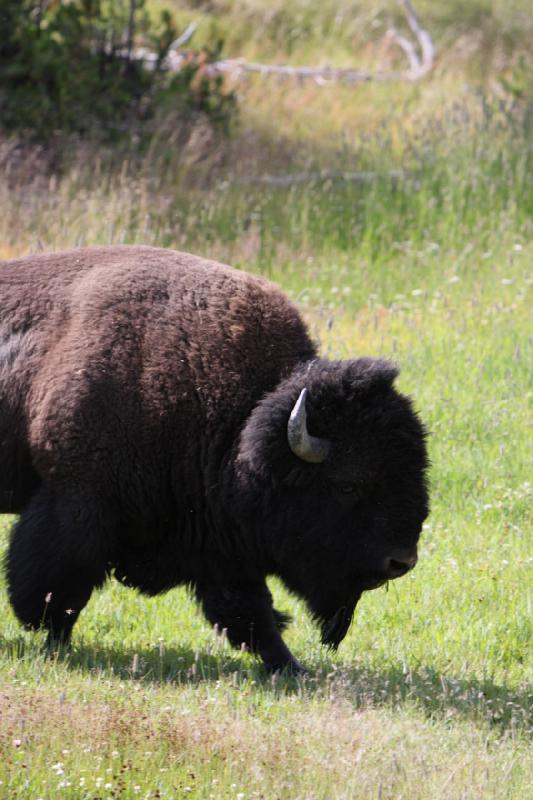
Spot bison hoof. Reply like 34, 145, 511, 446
44, 631, 72, 653
264, 657, 307, 675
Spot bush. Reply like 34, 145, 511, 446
0, 0, 236, 142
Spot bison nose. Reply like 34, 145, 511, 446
383, 549, 418, 579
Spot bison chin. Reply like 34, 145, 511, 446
319, 593, 362, 649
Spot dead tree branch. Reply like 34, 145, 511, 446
233, 169, 409, 187
386, 0, 434, 79
169, 22, 198, 52
155, 0, 434, 85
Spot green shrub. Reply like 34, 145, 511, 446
0, 0, 236, 141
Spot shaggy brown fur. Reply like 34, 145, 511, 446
1, 246, 429, 671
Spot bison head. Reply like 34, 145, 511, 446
235, 357, 429, 649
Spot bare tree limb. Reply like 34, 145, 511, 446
132, 1, 435, 86
232, 169, 409, 187
210, 60, 386, 85
395, 0, 435, 78
385, 27, 420, 75
169, 22, 198, 52
204, 0, 435, 84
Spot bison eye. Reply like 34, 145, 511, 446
336, 483, 358, 495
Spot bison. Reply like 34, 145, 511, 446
0, 246, 429, 671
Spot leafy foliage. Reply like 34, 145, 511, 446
0, 0, 236, 141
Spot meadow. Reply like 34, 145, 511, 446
0, 1, 531, 797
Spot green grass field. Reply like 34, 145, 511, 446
0, 1, 532, 797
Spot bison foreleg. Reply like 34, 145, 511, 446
196, 579, 304, 673
5, 487, 112, 645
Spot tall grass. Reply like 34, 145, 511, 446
2, 94, 530, 273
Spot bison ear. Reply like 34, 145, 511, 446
236, 384, 327, 487
372, 359, 399, 385
342, 358, 399, 394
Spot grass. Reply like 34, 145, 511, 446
1, 191, 530, 798
0, 1, 532, 797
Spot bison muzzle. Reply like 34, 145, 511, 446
0, 246, 429, 671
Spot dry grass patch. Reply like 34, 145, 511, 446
0, 676, 529, 799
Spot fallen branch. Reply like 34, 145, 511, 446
155, 0, 434, 85
169, 22, 198, 52
209, 60, 397, 84
233, 169, 409, 187
386, 0, 435, 79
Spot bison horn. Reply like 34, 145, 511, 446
287, 388, 330, 464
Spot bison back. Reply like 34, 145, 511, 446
0, 246, 315, 516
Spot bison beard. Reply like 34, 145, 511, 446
0, 246, 429, 671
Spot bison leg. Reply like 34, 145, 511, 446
5, 487, 111, 645
196, 580, 304, 673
